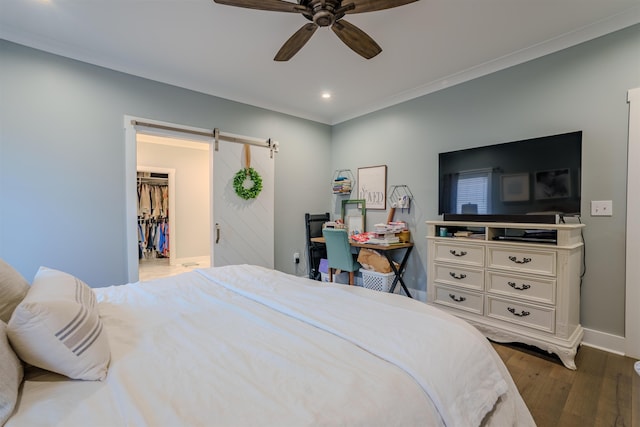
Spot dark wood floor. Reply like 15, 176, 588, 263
493, 342, 640, 427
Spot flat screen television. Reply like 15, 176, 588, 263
438, 131, 582, 223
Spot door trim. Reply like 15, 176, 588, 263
626, 87, 640, 358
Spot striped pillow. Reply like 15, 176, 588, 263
7, 267, 110, 380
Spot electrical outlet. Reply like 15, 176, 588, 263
591, 200, 613, 216
293, 252, 300, 264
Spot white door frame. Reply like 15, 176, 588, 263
124, 115, 215, 283
626, 87, 640, 359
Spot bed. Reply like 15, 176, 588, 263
1, 263, 535, 426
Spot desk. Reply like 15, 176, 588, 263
310, 237, 414, 298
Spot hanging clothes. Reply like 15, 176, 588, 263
138, 183, 152, 216
137, 174, 169, 260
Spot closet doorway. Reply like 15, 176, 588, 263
124, 115, 275, 284
137, 134, 211, 281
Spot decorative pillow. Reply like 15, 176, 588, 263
0, 320, 23, 425
0, 258, 30, 323
7, 267, 110, 381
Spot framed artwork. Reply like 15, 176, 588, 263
501, 173, 530, 202
535, 169, 571, 199
357, 165, 387, 210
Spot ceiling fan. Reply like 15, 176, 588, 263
212, 0, 418, 61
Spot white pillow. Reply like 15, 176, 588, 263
0, 320, 23, 425
0, 258, 30, 323
7, 267, 110, 381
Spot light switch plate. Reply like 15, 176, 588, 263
591, 200, 613, 216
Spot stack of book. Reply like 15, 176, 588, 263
367, 234, 400, 245
367, 224, 401, 245
332, 176, 352, 194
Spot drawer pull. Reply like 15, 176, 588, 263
508, 256, 531, 264
449, 250, 467, 257
448, 294, 466, 302
508, 281, 531, 291
507, 307, 530, 317
449, 272, 467, 280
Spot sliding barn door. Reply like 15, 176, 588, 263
213, 141, 274, 268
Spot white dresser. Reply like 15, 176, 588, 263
426, 220, 585, 369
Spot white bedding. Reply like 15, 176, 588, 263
8, 265, 535, 426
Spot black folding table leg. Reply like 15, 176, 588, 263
385, 246, 413, 298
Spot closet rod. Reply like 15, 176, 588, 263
131, 120, 278, 155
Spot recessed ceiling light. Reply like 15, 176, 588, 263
321, 92, 331, 100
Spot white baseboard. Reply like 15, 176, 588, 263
172, 256, 210, 267
581, 327, 626, 356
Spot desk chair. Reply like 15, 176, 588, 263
305, 212, 330, 280
322, 228, 361, 285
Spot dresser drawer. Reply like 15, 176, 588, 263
434, 242, 484, 267
487, 271, 556, 304
487, 246, 556, 276
433, 284, 483, 315
434, 263, 484, 291
486, 296, 555, 333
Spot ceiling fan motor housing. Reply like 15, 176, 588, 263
302, 0, 344, 26
313, 10, 334, 26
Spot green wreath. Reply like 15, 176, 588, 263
233, 167, 263, 200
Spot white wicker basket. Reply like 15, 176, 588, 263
360, 269, 395, 292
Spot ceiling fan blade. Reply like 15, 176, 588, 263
274, 23, 318, 61
331, 19, 381, 59
213, 0, 300, 13
346, 0, 417, 13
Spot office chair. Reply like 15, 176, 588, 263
322, 228, 361, 285
305, 212, 330, 280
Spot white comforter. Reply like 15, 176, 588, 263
9, 265, 534, 426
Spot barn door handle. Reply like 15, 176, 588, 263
215, 223, 221, 244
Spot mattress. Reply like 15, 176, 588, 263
7, 264, 535, 426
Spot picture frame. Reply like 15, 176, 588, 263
535, 169, 571, 199
357, 165, 387, 210
341, 199, 366, 233
501, 173, 530, 202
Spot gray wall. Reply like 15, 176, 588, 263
331, 24, 640, 337
0, 39, 331, 287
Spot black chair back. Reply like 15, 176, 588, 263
305, 213, 330, 280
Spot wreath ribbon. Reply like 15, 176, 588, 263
233, 144, 263, 200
